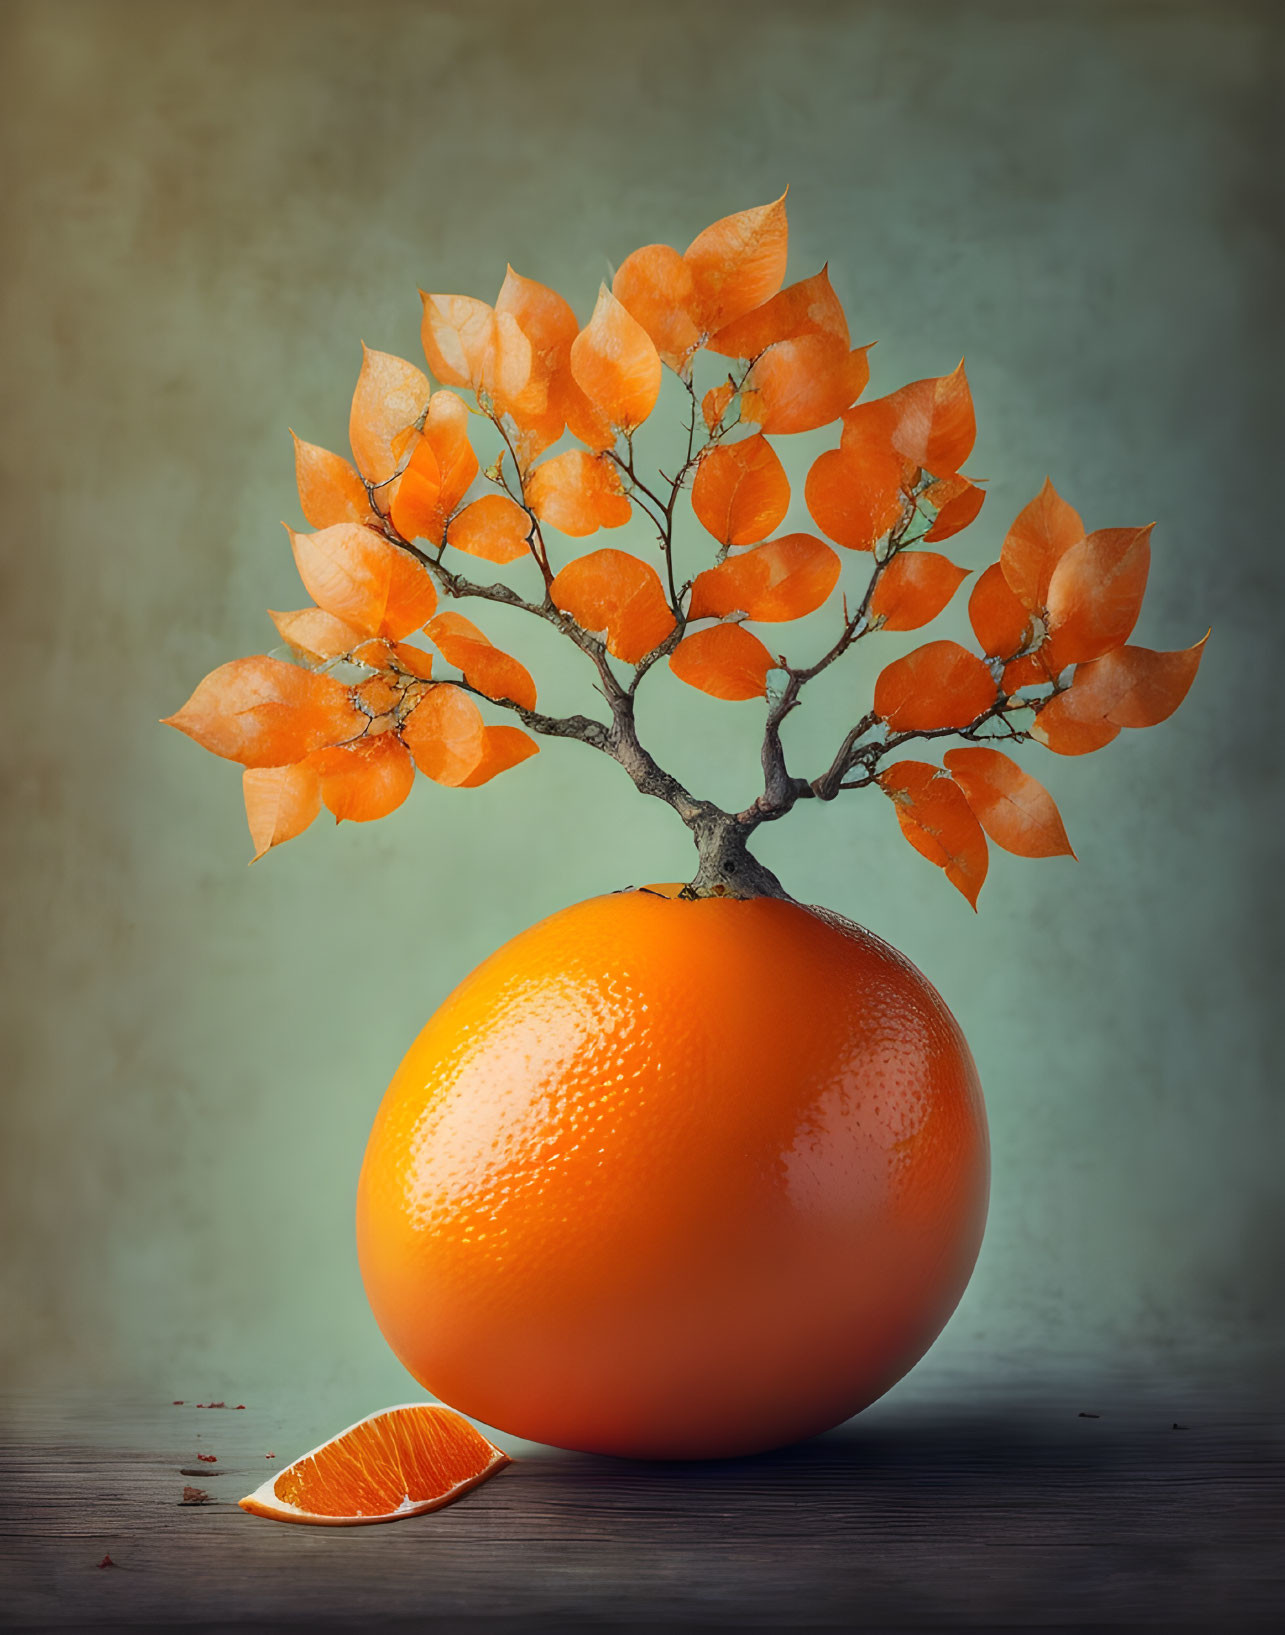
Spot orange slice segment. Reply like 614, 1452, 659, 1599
237, 1403, 508, 1526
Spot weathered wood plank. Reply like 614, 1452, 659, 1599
1, 1368, 1280, 1630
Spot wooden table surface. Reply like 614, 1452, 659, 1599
2, 1358, 1280, 1632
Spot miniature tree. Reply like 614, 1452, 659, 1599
165, 195, 1206, 905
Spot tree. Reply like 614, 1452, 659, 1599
165, 195, 1206, 907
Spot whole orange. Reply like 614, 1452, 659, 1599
357, 889, 988, 1459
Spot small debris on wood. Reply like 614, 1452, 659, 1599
180, 1486, 211, 1505
179, 1467, 224, 1477
172, 1400, 183, 1406
97, 1554, 115, 1569
235, 1403, 246, 1409
196, 1453, 217, 1462
265, 1452, 275, 1458
1077, 1411, 1100, 1419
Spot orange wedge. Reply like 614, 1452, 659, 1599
237, 1403, 508, 1526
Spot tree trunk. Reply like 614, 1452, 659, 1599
684, 815, 792, 901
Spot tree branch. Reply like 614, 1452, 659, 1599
606, 369, 741, 620
750, 488, 923, 822
363, 432, 735, 843
628, 618, 688, 693
449, 679, 613, 753
367, 477, 641, 720
834, 697, 1032, 790
812, 712, 878, 801
484, 413, 555, 588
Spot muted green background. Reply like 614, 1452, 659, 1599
1, 0, 1279, 1410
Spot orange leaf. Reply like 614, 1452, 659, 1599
495, 267, 580, 454
488, 309, 547, 421
685, 193, 789, 336
310, 734, 415, 823
446, 494, 532, 564
502, 274, 616, 457
1000, 478, 1085, 612
1089, 635, 1208, 728
495, 267, 579, 371
387, 641, 436, 680
612, 244, 700, 371
242, 762, 323, 860
354, 672, 401, 720
869, 553, 969, 632
877, 760, 988, 908
418, 293, 542, 421
968, 563, 1033, 659
1027, 634, 1203, 754
838, 396, 914, 463
269, 607, 369, 662
1029, 688, 1121, 757
741, 337, 871, 435
874, 640, 998, 732
942, 746, 1075, 858
349, 346, 430, 484
549, 548, 676, 662
164, 657, 363, 767
690, 435, 790, 547
388, 435, 444, 544
702, 381, 736, 432
391, 391, 480, 544
923, 478, 986, 542
877, 362, 976, 477
1044, 525, 1152, 663
291, 434, 370, 530
689, 533, 839, 623
421, 391, 479, 512
288, 524, 438, 639
458, 725, 540, 787
401, 684, 486, 786
569, 285, 662, 434
419, 293, 492, 388
804, 443, 905, 551
707, 265, 848, 358
669, 623, 776, 700
426, 610, 537, 711
526, 451, 631, 537
1054, 636, 1208, 732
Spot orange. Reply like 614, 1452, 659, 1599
357, 889, 988, 1459
238, 1403, 507, 1525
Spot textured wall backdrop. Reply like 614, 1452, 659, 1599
1, 0, 1279, 1406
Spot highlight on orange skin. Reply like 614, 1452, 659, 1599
238, 1403, 508, 1526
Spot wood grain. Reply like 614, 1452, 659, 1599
1, 1363, 1281, 1631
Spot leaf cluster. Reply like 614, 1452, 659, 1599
165, 196, 1205, 900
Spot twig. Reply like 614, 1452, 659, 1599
835, 696, 1028, 790
447, 678, 613, 753
750, 488, 923, 820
